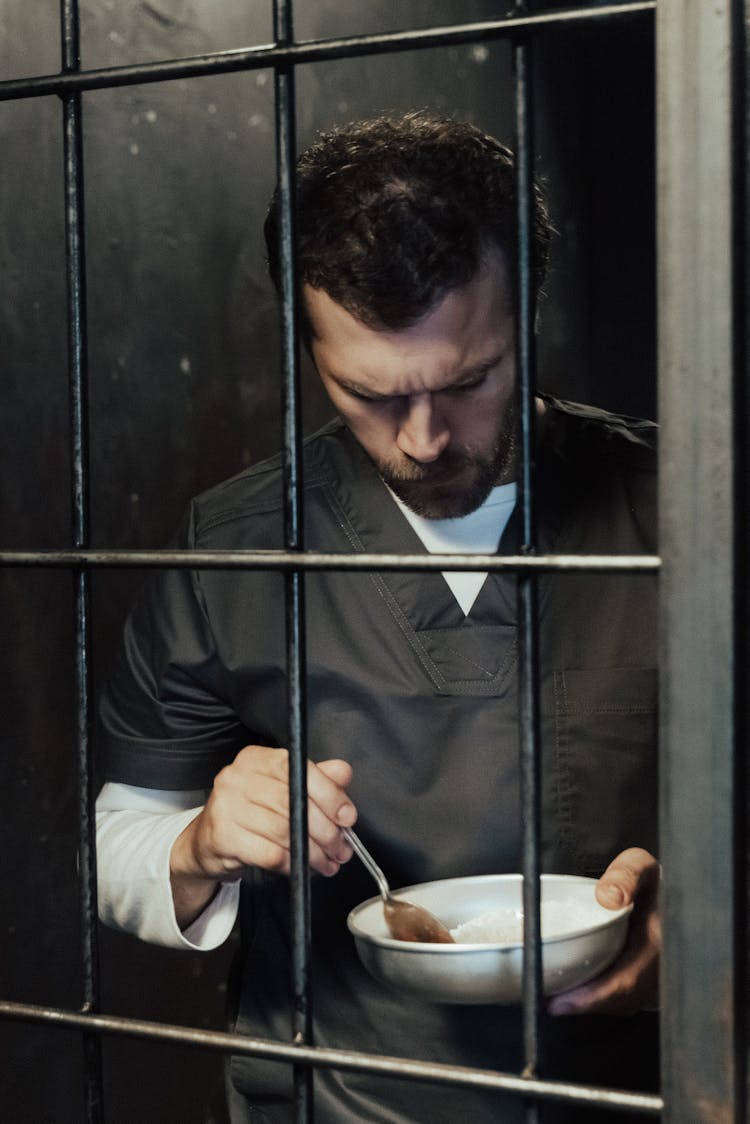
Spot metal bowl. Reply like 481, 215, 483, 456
347, 873, 632, 1005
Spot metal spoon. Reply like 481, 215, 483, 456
343, 827, 455, 944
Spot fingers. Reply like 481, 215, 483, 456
547, 937, 659, 1016
308, 757, 357, 831
596, 847, 660, 910
186, 767, 291, 878
317, 757, 353, 785
549, 848, 661, 1016
192, 746, 356, 880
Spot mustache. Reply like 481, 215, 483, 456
385, 448, 476, 483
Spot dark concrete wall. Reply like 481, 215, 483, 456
0, 2, 654, 1121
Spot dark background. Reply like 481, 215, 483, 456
0, 2, 654, 1121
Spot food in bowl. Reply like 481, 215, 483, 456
450, 899, 594, 944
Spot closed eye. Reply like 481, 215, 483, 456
344, 386, 392, 404
443, 368, 492, 396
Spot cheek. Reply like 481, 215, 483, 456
450, 393, 509, 444
342, 406, 399, 453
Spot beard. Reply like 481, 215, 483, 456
377, 404, 517, 520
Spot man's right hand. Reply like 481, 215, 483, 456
169, 745, 357, 929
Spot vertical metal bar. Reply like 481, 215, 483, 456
60, 1, 102, 1120
740, 6, 750, 1119
735, 4, 749, 1118
513, 10, 543, 1117
273, 2, 313, 1120
656, 2, 740, 1120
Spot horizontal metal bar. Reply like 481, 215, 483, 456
0, 1000, 663, 1115
0, 3, 655, 102
0, 549, 660, 573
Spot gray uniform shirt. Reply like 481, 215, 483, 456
100, 398, 659, 1122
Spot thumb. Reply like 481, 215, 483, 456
596, 847, 659, 911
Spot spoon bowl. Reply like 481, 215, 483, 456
343, 828, 454, 944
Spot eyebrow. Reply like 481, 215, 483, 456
331, 354, 506, 400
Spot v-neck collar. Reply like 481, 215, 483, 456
318, 420, 566, 623
306, 420, 570, 695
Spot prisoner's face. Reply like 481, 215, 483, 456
305, 251, 517, 518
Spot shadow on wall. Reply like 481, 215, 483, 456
0, 1, 654, 1121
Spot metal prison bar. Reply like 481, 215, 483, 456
657, 3, 745, 1121
0, 1, 743, 1123
513, 14, 544, 1108
272, 2, 314, 1115
60, 1, 102, 1120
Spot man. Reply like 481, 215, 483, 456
96, 112, 660, 1122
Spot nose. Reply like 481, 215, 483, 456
396, 393, 450, 463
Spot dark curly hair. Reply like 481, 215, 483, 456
264, 110, 553, 332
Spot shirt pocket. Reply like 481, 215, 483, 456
549, 667, 658, 875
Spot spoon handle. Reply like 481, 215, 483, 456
342, 827, 390, 903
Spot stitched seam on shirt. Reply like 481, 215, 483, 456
554, 670, 581, 865
385, 591, 516, 691
198, 472, 328, 534
422, 638, 502, 679
421, 626, 517, 679
561, 704, 656, 715
434, 643, 493, 678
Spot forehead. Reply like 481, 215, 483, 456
305, 252, 514, 396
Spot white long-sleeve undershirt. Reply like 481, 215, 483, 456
96, 783, 240, 950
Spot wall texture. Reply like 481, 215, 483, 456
0, 2, 654, 1121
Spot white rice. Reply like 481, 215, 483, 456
450, 901, 595, 944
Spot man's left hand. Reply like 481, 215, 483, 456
547, 847, 661, 1016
